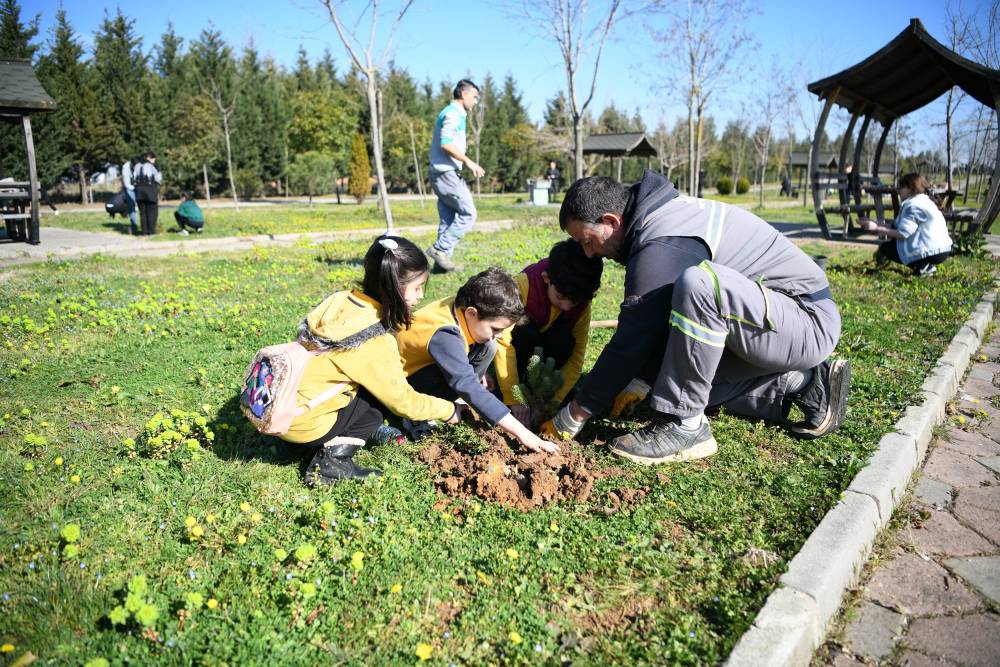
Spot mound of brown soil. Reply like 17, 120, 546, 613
417, 430, 594, 511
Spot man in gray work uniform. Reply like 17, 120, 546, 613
425, 79, 485, 272
542, 172, 850, 464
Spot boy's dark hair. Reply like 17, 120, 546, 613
558, 176, 629, 230
362, 235, 429, 331
546, 240, 603, 304
453, 79, 479, 99
144, 151, 157, 160
455, 267, 524, 322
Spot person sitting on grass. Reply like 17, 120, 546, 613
493, 240, 603, 425
280, 236, 463, 487
174, 192, 205, 235
858, 172, 952, 277
394, 267, 557, 453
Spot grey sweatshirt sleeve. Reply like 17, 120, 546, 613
576, 236, 710, 416
428, 328, 510, 425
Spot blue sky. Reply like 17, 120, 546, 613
25, 0, 974, 149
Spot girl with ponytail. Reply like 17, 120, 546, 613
281, 235, 461, 487
859, 173, 952, 276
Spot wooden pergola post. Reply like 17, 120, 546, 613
22, 114, 39, 244
810, 88, 839, 239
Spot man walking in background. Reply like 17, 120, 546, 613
426, 79, 485, 273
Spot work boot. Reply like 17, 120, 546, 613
425, 246, 457, 273
370, 424, 405, 446
783, 358, 851, 439
610, 416, 718, 465
304, 437, 381, 487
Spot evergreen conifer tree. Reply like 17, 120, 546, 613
348, 132, 371, 203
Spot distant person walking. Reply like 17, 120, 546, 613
546, 160, 561, 201
121, 156, 140, 235
426, 79, 484, 273
174, 192, 204, 235
133, 152, 162, 236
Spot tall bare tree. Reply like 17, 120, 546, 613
321, 0, 414, 233
653, 0, 756, 196
191, 30, 240, 211
509, 0, 626, 181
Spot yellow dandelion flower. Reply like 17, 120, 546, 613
191, 525, 204, 538
206, 598, 218, 609
239, 501, 251, 512
549, 521, 559, 533
414, 643, 433, 661
205, 513, 216, 524
1, 643, 14, 653
476, 570, 491, 585
505, 548, 519, 560
70, 474, 81, 484
237, 534, 247, 545
250, 512, 262, 523
350, 551, 364, 571
54, 457, 64, 466
185, 516, 197, 528
390, 583, 402, 594
509, 631, 523, 645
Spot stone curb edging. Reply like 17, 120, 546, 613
725, 287, 998, 666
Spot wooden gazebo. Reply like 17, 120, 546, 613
807, 19, 1000, 239
0, 59, 56, 245
583, 132, 658, 182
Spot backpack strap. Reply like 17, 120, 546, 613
297, 381, 349, 415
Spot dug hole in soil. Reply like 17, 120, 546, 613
416, 425, 653, 512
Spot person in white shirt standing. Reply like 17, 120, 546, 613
859, 173, 953, 276
121, 156, 139, 235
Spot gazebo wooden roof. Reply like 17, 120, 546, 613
0, 59, 56, 245
806, 19, 1000, 238
582, 133, 658, 158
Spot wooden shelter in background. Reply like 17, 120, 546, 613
0, 59, 56, 245
788, 151, 837, 196
582, 133, 658, 182
807, 19, 1000, 239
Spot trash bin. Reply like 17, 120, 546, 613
528, 178, 551, 206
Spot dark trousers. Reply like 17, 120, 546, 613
406, 341, 496, 401
138, 201, 159, 235
877, 241, 950, 274
296, 391, 384, 448
174, 212, 203, 231
511, 322, 574, 376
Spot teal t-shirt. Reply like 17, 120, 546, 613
176, 199, 204, 223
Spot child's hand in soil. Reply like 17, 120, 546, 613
519, 431, 559, 454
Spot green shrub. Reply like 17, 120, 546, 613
234, 169, 262, 200
736, 177, 750, 194
348, 133, 371, 204
716, 176, 733, 196
130, 409, 215, 461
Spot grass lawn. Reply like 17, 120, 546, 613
0, 221, 993, 665
41, 196, 549, 240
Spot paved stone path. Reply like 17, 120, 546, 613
821, 324, 1000, 666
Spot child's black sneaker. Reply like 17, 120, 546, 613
304, 437, 381, 487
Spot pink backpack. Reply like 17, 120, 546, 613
240, 341, 348, 436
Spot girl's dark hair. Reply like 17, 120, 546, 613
899, 172, 942, 209
455, 267, 525, 322
361, 235, 429, 331
546, 240, 603, 304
